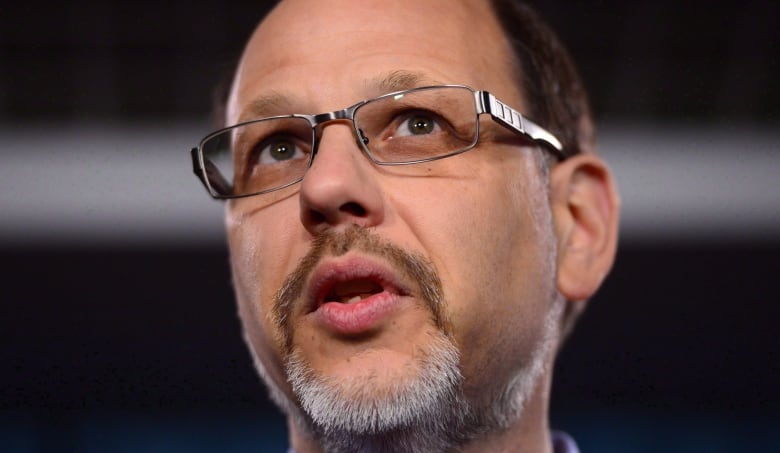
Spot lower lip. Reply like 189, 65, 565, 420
314, 291, 402, 335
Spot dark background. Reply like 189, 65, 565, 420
2, 1, 778, 452
2, 1, 778, 124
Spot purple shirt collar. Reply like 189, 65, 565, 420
287, 430, 579, 452
552, 430, 580, 453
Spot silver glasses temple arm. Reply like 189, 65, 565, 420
477, 91, 564, 157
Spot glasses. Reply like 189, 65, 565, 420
191, 85, 565, 199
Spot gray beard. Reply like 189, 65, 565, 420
246, 226, 561, 452
275, 301, 559, 453
286, 332, 466, 452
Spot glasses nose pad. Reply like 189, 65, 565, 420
357, 128, 370, 146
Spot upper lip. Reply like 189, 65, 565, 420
304, 255, 412, 313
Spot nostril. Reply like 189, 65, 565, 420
341, 202, 366, 217
304, 202, 367, 229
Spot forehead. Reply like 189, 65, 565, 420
228, 0, 522, 121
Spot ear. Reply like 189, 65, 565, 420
549, 153, 620, 301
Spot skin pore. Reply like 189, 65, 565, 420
224, 0, 619, 451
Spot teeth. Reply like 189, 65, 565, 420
329, 279, 383, 303
346, 295, 362, 304
338, 293, 375, 304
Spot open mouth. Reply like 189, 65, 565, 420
323, 278, 385, 304
303, 257, 413, 334
305, 257, 412, 315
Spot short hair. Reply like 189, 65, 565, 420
490, 0, 595, 156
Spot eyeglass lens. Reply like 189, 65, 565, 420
199, 86, 479, 197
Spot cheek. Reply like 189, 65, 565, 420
401, 156, 555, 384
227, 203, 303, 355
442, 192, 544, 332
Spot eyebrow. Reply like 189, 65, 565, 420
369, 70, 445, 95
237, 70, 446, 123
238, 91, 296, 124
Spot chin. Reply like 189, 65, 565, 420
286, 330, 463, 431
311, 347, 423, 383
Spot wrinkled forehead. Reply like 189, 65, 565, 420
227, 0, 522, 122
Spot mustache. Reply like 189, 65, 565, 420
272, 225, 449, 353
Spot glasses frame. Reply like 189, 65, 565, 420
191, 84, 565, 199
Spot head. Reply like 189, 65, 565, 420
212, 0, 619, 451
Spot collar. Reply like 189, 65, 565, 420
287, 430, 579, 452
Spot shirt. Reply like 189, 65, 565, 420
287, 430, 580, 452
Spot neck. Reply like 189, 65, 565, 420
459, 373, 553, 453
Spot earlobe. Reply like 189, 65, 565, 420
550, 153, 620, 301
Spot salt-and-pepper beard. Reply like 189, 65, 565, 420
246, 225, 560, 453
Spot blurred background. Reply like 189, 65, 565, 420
1, 1, 778, 451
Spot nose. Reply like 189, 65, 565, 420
299, 123, 385, 235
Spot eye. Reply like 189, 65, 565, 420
263, 140, 297, 162
396, 112, 441, 137
253, 137, 308, 165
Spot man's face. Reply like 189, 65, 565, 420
226, 0, 562, 437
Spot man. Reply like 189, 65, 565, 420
191, 0, 619, 451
